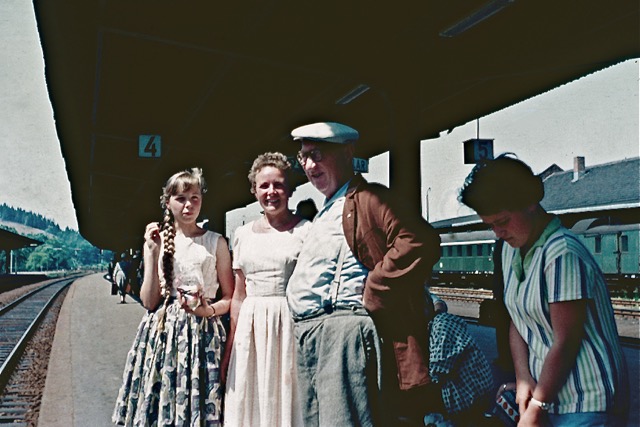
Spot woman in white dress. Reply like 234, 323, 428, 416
223, 153, 311, 427
113, 167, 234, 426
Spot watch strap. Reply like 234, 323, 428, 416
530, 397, 551, 411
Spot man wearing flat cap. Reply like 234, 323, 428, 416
286, 122, 442, 426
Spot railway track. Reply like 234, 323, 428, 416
430, 286, 493, 300
430, 286, 640, 318
0, 277, 75, 425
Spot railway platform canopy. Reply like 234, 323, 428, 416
0, 228, 42, 274
33, 0, 639, 250
0, 228, 41, 252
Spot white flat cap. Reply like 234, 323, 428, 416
291, 122, 359, 144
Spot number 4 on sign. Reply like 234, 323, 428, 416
139, 135, 162, 158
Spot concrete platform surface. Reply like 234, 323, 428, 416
37, 273, 638, 426
39, 273, 145, 427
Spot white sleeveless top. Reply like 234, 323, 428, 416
158, 230, 221, 299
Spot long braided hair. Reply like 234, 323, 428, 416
156, 167, 207, 328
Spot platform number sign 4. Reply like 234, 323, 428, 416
139, 135, 162, 158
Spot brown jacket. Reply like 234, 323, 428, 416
342, 174, 441, 390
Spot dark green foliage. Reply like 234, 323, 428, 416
0, 203, 113, 272
0, 204, 62, 233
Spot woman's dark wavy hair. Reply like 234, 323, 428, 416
458, 153, 544, 215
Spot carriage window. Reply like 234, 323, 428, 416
476, 244, 483, 256
466, 245, 473, 257
456, 246, 462, 257
620, 235, 628, 252
594, 236, 602, 253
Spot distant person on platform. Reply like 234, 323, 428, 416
286, 122, 442, 426
113, 252, 131, 304
126, 250, 142, 297
459, 153, 629, 426
294, 198, 318, 221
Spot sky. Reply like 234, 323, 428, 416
0, 0, 77, 230
1, 1, 638, 233
421, 58, 639, 222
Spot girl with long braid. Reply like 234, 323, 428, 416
113, 168, 234, 426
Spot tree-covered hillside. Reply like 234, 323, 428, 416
0, 203, 112, 273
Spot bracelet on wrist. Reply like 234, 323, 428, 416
207, 305, 216, 318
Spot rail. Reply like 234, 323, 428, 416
430, 286, 493, 302
0, 278, 75, 393
430, 286, 640, 318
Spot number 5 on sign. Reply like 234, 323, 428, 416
462, 138, 494, 164
139, 135, 162, 158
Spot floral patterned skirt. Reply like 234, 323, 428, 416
112, 300, 226, 426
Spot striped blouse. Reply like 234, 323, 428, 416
502, 217, 627, 414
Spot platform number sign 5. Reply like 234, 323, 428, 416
139, 135, 162, 158
463, 138, 494, 164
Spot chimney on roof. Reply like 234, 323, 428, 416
572, 156, 585, 182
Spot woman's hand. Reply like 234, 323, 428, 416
515, 378, 536, 417
514, 379, 548, 426
144, 222, 162, 255
517, 401, 547, 426
140, 222, 163, 310
179, 293, 215, 318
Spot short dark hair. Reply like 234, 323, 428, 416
458, 153, 544, 215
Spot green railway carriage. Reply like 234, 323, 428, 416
437, 230, 496, 275
434, 221, 640, 294
576, 222, 640, 276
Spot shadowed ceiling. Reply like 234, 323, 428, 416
33, 0, 639, 250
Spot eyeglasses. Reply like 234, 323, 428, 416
296, 148, 324, 166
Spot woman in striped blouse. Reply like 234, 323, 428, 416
459, 153, 628, 427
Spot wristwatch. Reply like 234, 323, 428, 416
530, 397, 551, 411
